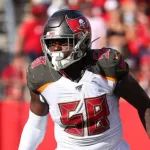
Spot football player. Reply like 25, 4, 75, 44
18, 9, 150, 150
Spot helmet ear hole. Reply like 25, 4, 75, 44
79, 38, 90, 52
77, 51, 83, 58
79, 42, 86, 50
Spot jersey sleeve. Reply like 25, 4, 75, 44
91, 48, 129, 81
27, 56, 61, 92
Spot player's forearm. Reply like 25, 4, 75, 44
145, 108, 150, 138
18, 111, 48, 150
114, 74, 150, 136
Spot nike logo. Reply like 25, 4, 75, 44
75, 84, 83, 91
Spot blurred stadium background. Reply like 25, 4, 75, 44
0, 0, 150, 149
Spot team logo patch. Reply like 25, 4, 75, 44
93, 49, 110, 60
31, 56, 46, 69
66, 15, 90, 33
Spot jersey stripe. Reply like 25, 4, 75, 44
99, 74, 117, 82
37, 82, 52, 93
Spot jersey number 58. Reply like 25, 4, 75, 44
58, 94, 110, 136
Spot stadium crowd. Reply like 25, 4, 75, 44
0, 0, 150, 101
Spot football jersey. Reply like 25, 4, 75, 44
27, 48, 130, 150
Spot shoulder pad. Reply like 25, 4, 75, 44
87, 48, 129, 80
27, 56, 61, 92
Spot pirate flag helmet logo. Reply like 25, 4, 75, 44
66, 15, 91, 33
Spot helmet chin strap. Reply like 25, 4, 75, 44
51, 54, 73, 71
54, 52, 65, 61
